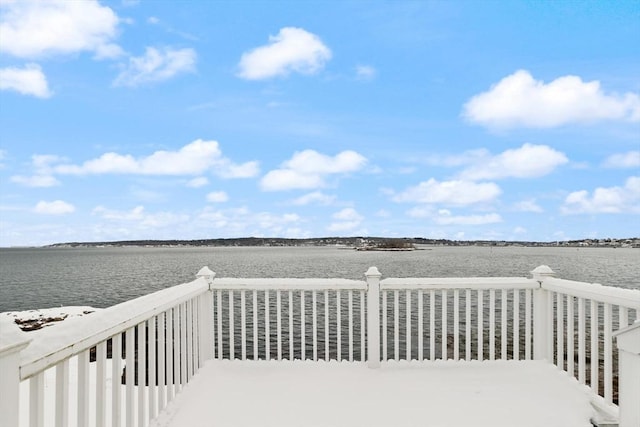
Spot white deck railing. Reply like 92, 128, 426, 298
1, 265, 639, 427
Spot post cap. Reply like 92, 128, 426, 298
365, 266, 382, 278
196, 266, 216, 279
531, 265, 555, 279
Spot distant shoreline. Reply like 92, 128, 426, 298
37, 236, 640, 249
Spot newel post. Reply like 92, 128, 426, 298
532, 265, 555, 361
365, 266, 382, 368
196, 266, 216, 363
0, 327, 30, 427
614, 321, 640, 427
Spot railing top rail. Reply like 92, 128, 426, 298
19, 276, 209, 381
381, 277, 538, 290
211, 277, 367, 291
542, 277, 640, 309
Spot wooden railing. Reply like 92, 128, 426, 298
1, 265, 639, 427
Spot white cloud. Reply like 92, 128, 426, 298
603, 151, 640, 169
238, 27, 331, 80
291, 191, 336, 206
93, 205, 145, 221
206, 191, 229, 203
186, 177, 209, 188
93, 205, 190, 228
332, 208, 363, 221
51, 139, 259, 178
513, 199, 544, 213
261, 150, 367, 191
433, 210, 502, 226
0, 63, 52, 98
393, 179, 501, 205
459, 144, 568, 180
463, 70, 640, 129
326, 208, 363, 233
113, 46, 197, 87
34, 200, 75, 215
513, 226, 527, 235
0, 0, 122, 59
561, 176, 640, 214
197, 206, 302, 235
355, 65, 376, 81
10, 174, 60, 187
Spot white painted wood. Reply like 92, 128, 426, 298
0, 335, 30, 427
55, 359, 69, 427
265, 290, 270, 361
429, 290, 435, 361
213, 278, 367, 291
360, 290, 365, 362
157, 313, 165, 413
465, 289, 471, 361
566, 296, 574, 376
489, 289, 495, 361
406, 290, 411, 361
348, 290, 354, 361
577, 298, 585, 384
186, 301, 193, 381
173, 308, 180, 393
542, 278, 640, 309
289, 290, 294, 360
604, 303, 613, 404
442, 290, 448, 360
312, 290, 317, 361
253, 290, 258, 360
501, 289, 507, 360
301, 290, 306, 361
325, 290, 330, 360
166, 311, 174, 402
337, 290, 342, 361
365, 267, 381, 368
620, 306, 629, 329
30, 371, 45, 427
228, 291, 235, 360
525, 289, 531, 360
382, 291, 388, 361
418, 290, 424, 361
513, 290, 519, 361
453, 289, 459, 361
615, 322, 640, 427
556, 293, 564, 370
180, 305, 187, 388
96, 341, 107, 427
216, 290, 222, 360
394, 290, 399, 361
277, 290, 282, 361
241, 290, 247, 361
148, 317, 157, 420
381, 277, 538, 290
478, 289, 483, 361
77, 350, 89, 427
590, 300, 599, 394
138, 321, 147, 427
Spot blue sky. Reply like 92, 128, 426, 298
0, 0, 639, 247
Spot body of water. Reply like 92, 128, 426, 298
1, 245, 638, 312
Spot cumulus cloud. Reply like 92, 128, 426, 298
113, 46, 197, 87
0, 63, 52, 98
206, 191, 229, 203
291, 191, 336, 206
49, 140, 258, 178
561, 176, 640, 214
602, 151, 640, 169
197, 206, 302, 235
10, 174, 60, 188
93, 205, 190, 228
326, 208, 364, 232
355, 65, 376, 81
238, 27, 331, 80
34, 200, 75, 215
0, 0, 122, 59
513, 199, 544, 213
463, 70, 640, 129
186, 177, 209, 188
459, 143, 568, 180
261, 149, 367, 191
393, 179, 501, 205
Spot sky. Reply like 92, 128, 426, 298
0, 0, 639, 247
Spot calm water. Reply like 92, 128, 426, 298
1, 246, 638, 312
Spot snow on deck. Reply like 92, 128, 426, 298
151, 360, 595, 427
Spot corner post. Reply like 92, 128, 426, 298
365, 266, 382, 368
0, 330, 31, 427
532, 265, 555, 361
196, 266, 216, 363
615, 321, 640, 427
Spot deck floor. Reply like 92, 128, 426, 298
150, 359, 595, 427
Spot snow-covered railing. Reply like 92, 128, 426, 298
2, 268, 215, 427
3, 265, 639, 427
